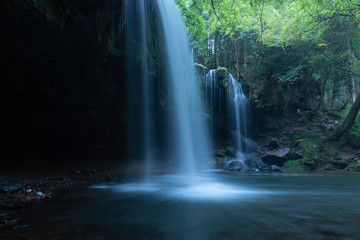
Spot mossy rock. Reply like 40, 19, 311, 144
292, 138, 322, 170
324, 163, 335, 170
216, 67, 227, 74
346, 163, 360, 171
328, 158, 347, 169
281, 164, 310, 173
282, 160, 310, 173
298, 158, 316, 169
194, 63, 208, 72
268, 138, 280, 149
285, 149, 302, 160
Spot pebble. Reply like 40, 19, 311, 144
37, 192, 45, 197
26, 189, 32, 193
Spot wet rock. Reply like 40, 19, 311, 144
262, 148, 290, 167
105, 174, 119, 182
12, 224, 29, 230
240, 137, 259, 153
244, 153, 267, 169
70, 170, 81, 175
26, 189, 32, 193
259, 165, 281, 171
0, 181, 23, 193
225, 160, 243, 171
345, 163, 360, 171
91, 169, 97, 174
82, 167, 91, 174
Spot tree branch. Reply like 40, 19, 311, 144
211, 0, 222, 23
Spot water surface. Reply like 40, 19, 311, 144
4, 172, 360, 240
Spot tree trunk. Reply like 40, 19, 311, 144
316, 75, 328, 110
215, 35, 219, 68
329, 91, 360, 140
352, 78, 356, 103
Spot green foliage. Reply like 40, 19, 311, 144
177, 0, 360, 117
284, 160, 300, 167
194, 63, 207, 70
282, 160, 310, 173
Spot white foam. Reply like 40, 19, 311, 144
92, 175, 268, 201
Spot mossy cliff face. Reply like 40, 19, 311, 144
0, 0, 126, 161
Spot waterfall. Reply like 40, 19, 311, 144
156, 0, 210, 174
126, 0, 210, 176
205, 70, 250, 162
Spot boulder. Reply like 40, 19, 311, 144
345, 163, 360, 171
244, 152, 267, 169
224, 152, 268, 171
225, 160, 244, 171
262, 148, 290, 166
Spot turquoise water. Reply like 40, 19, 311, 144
4, 172, 360, 240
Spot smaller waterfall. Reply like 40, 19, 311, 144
205, 70, 252, 168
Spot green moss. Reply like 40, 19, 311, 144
282, 164, 310, 173
194, 63, 207, 70
225, 147, 236, 156
283, 160, 300, 167
217, 67, 227, 73
325, 163, 335, 170
268, 138, 280, 149
293, 137, 323, 169
215, 151, 227, 158
346, 163, 360, 170
282, 160, 312, 173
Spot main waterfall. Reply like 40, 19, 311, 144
126, 0, 210, 175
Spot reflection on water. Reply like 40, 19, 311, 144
93, 174, 271, 200
3, 172, 360, 240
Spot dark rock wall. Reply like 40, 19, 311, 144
0, 0, 126, 162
